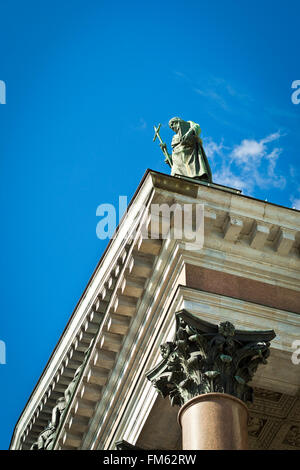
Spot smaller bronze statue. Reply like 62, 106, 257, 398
30, 345, 92, 451
30, 397, 67, 450
51, 397, 67, 428
31, 422, 57, 450
153, 117, 212, 182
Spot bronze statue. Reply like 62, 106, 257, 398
51, 397, 66, 428
153, 117, 212, 182
30, 398, 66, 450
31, 422, 57, 450
30, 345, 92, 450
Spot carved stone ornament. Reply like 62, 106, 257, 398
146, 310, 276, 407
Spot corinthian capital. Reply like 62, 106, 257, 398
146, 310, 275, 406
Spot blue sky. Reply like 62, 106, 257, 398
1, 0, 299, 450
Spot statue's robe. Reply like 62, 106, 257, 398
37, 426, 56, 450
170, 121, 212, 182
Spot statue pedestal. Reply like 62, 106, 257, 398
178, 393, 249, 450
174, 173, 242, 195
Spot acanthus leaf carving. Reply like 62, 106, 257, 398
146, 310, 276, 407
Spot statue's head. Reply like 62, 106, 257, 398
160, 342, 174, 359
56, 396, 66, 409
219, 321, 235, 337
169, 117, 181, 133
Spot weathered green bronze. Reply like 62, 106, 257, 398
115, 440, 143, 450
153, 123, 172, 167
146, 310, 275, 407
154, 118, 212, 182
30, 345, 92, 450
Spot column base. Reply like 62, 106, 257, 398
177, 393, 249, 450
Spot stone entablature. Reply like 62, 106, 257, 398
184, 265, 300, 314
10, 170, 300, 450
